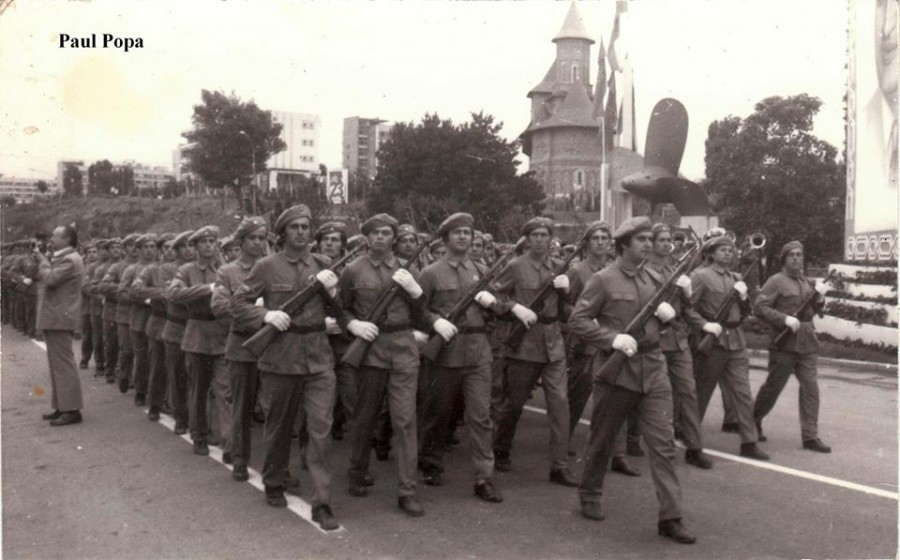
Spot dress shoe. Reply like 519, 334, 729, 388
232, 465, 249, 482
721, 422, 740, 433
803, 438, 832, 453
118, 376, 129, 394
193, 440, 209, 456
222, 452, 233, 464
626, 438, 644, 457
134, 394, 146, 407
49, 410, 82, 427
79, 360, 89, 370
755, 420, 767, 442
474, 480, 503, 503
312, 504, 340, 531
174, 422, 188, 435
93, 368, 104, 378
398, 495, 425, 517
42, 409, 62, 421
740, 442, 770, 461
266, 487, 287, 508
362, 473, 375, 487
581, 501, 605, 521
494, 452, 512, 472
374, 446, 390, 461
148, 406, 160, 422
685, 449, 713, 469
348, 485, 368, 497
673, 427, 685, 442
252, 410, 265, 424
106, 375, 115, 384
549, 467, 579, 487
611, 456, 641, 477
422, 469, 443, 486
658, 518, 696, 544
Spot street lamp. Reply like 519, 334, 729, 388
237, 130, 258, 214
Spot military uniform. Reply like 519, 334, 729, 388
80, 247, 98, 368
86, 243, 111, 377
107, 238, 139, 391
126, 235, 158, 404
99, 239, 125, 382
160, 231, 194, 433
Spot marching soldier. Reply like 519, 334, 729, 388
686, 234, 769, 460
106, 234, 140, 392
160, 231, 195, 434
417, 212, 503, 502
85, 241, 111, 378
568, 217, 695, 543
79, 243, 99, 369
99, 238, 124, 384
210, 216, 268, 481
167, 226, 232, 458
230, 205, 340, 530
338, 212, 427, 517
490, 216, 578, 486
752, 241, 832, 453
125, 234, 158, 406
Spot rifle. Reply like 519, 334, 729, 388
242, 243, 366, 356
595, 244, 702, 384
420, 237, 525, 363
341, 239, 435, 368
773, 270, 834, 348
504, 237, 586, 351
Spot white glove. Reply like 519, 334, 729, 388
325, 316, 342, 335
254, 297, 264, 307
654, 301, 676, 323
22, 278, 33, 286
784, 316, 800, 333
552, 275, 570, 292
675, 274, 692, 298
433, 317, 458, 342
413, 330, 430, 345
348, 319, 379, 341
814, 281, 829, 296
511, 303, 538, 327
315, 270, 338, 290
702, 322, 723, 337
733, 281, 748, 300
264, 310, 291, 332
475, 291, 497, 308
612, 334, 638, 357
144, 298, 151, 305
392, 269, 423, 298
209, 282, 217, 291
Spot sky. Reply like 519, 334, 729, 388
0, 0, 848, 182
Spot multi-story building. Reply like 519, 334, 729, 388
0, 177, 54, 204
127, 162, 173, 193
343, 117, 393, 181
56, 160, 89, 193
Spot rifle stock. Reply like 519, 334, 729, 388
772, 270, 834, 348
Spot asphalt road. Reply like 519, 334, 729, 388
2, 324, 897, 559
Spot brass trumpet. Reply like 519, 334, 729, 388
745, 232, 766, 250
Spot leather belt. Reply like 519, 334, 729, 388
287, 324, 326, 335
538, 316, 558, 324
722, 321, 743, 328
637, 341, 660, 353
380, 323, 412, 333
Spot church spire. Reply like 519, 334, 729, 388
553, 1, 594, 44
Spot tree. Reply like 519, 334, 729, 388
1, 195, 16, 207
368, 112, 544, 237
62, 163, 84, 197
36, 180, 49, 194
704, 94, 845, 268
88, 160, 116, 195
182, 90, 287, 211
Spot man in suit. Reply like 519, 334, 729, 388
37, 225, 86, 427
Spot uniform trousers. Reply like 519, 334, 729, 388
230, 360, 260, 468
493, 358, 570, 470
131, 330, 150, 397
664, 347, 704, 450
103, 320, 119, 379
753, 350, 820, 440
569, 351, 630, 458
44, 329, 84, 412
116, 323, 133, 385
147, 337, 167, 408
260, 370, 335, 507
579, 376, 683, 521
165, 342, 189, 427
298, 362, 357, 450
348, 366, 418, 497
694, 346, 759, 443
90, 314, 105, 371
420, 363, 494, 481
23, 294, 36, 336
80, 313, 93, 364
185, 352, 231, 450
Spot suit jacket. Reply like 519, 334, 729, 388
37, 247, 84, 332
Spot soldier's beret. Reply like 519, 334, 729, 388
189, 225, 219, 244
361, 213, 399, 236
651, 223, 671, 239
122, 233, 141, 246
483, 233, 493, 243
315, 221, 346, 241
172, 230, 194, 249
701, 233, 734, 254
582, 220, 612, 242
779, 240, 803, 261
95, 239, 108, 250
220, 234, 238, 250
107, 237, 122, 247
274, 205, 312, 234
521, 217, 554, 236
396, 223, 418, 241
156, 233, 176, 247
430, 239, 446, 251
135, 233, 158, 247
437, 212, 474, 238
473, 229, 484, 240
234, 216, 268, 241
347, 234, 367, 251
417, 232, 432, 244
612, 216, 652, 240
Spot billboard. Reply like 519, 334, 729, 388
845, 0, 899, 261
327, 169, 349, 204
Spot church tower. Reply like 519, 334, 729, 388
521, 1, 602, 211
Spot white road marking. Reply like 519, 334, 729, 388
523, 405, 899, 501
27, 335, 344, 533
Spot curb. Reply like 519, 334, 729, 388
747, 348, 897, 376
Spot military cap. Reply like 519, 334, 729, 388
429, 238, 446, 252
315, 221, 347, 241
437, 212, 474, 238
582, 220, 612, 242
156, 233, 176, 247
417, 232, 433, 244
473, 229, 484, 240
361, 213, 399, 236
234, 216, 268, 241
346, 234, 367, 251
220, 234, 239, 251
701, 233, 735, 254
172, 230, 194, 249
612, 216, 653, 240
396, 223, 418, 242
107, 237, 122, 247
521, 216, 554, 236
122, 233, 141, 246
651, 223, 671, 239
135, 233, 158, 247
95, 239, 108, 250
188, 225, 219, 244
779, 240, 803, 262
274, 204, 312, 234
483, 233, 493, 243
